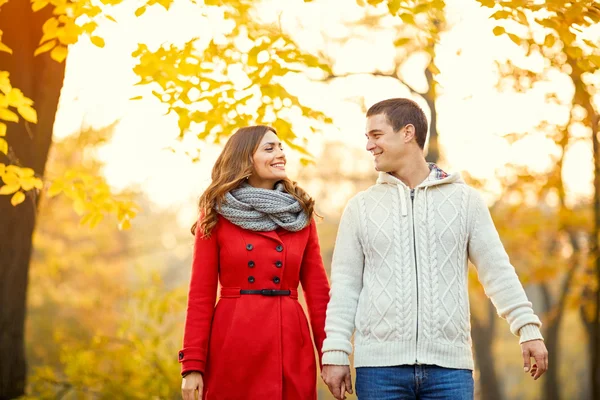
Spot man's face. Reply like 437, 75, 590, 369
365, 113, 406, 172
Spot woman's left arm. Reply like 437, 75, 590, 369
299, 220, 331, 369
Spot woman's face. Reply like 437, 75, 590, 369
247, 131, 287, 189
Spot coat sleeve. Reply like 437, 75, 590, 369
467, 189, 544, 343
179, 220, 220, 375
299, 219, 331, 370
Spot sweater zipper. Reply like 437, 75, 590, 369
411, 188, 419, 364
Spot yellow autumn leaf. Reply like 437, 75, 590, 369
135, 5, 146, 16
6, 88, 25, 107
33, 178, 43, 189
0, 183, 19, 194
0, 108, 18, 122
89, 212, 104, 228
90, 36, 105, 48
2, 172, 18, 185
11, 191, 25, 206
31, 0, 48, 12
50, 45, 68, 63
34, 39, 57, 56
57, 23, 80, 46
0, 138, 6, 154
16, 167, 34, 177
42, 17, 59, 36
0, 71, 11, 94
48, 181, 63, 197
18, 106, 37, 123
73, 198, 86, 215
0, 41, 12, 54
119, 218, 132, 230
0, 123, 5, 137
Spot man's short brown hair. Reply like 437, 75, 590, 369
366, 98, 428, 149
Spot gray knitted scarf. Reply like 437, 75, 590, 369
218, 182, 309, 232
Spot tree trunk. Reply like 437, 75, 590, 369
471, 301, 502, 400
566, 55, 600, 399
592, 112, 600, 400
423, 67, 439, 164
0, 2, 65, 398
540, 284, 561, 400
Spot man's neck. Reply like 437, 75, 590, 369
390, 157, 430, 189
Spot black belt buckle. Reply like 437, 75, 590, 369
261, 289, 276, 296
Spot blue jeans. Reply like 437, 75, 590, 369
355, 365, 474, 400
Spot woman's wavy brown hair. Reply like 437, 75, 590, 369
191, 125, 316, 237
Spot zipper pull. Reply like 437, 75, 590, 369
410, 188, 415, 201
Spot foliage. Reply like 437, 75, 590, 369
0, 0, 332, 228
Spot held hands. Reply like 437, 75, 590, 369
521, 339, 548, 380
181, 371, 203, 400
321, 365, 353, 400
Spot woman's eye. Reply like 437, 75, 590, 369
266, 147, 273, 151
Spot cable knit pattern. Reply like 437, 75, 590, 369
399, 192, 413, 342
358, 195, 373, 341
322, 169, 544, 369
420, 188, 439, 342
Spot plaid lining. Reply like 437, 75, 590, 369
426, 162, 449, 182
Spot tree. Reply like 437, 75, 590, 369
0, 0, 332, 397
324, 0, 446, 163
475, 0, 600, 396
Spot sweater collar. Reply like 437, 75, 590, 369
376, 163, 463, 189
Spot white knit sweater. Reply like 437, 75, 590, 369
321, 170, 543, 370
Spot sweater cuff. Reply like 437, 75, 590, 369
322, 350, 350, 366
519, 324, 544, 344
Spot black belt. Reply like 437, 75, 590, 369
240, 289, 291, 296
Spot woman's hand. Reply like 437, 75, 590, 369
181, 371, 203, 400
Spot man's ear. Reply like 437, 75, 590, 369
403, 124, 416, 143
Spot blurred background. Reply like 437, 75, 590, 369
0, 0, 599, 399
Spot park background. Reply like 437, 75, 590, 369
1, 0, 599, 399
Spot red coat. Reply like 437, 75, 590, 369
179, 217, 330, 400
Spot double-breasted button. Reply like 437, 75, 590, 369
248, 261, 255, 268
273, 277, 280, 284
276, 245, 283, 252
248, 276, 255, 283
275, 261, 282, 268
246, 244, 253, 251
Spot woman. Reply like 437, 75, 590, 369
179, 125, 330, 400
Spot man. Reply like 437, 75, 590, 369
321, 98, 548, 400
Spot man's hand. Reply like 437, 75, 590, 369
181, 371, 203, 400
521, 339, 548, 380
321, 365, 353, 400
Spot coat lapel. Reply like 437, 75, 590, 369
254, 229, 282, 244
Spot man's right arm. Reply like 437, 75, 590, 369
322, 198, 365, 366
